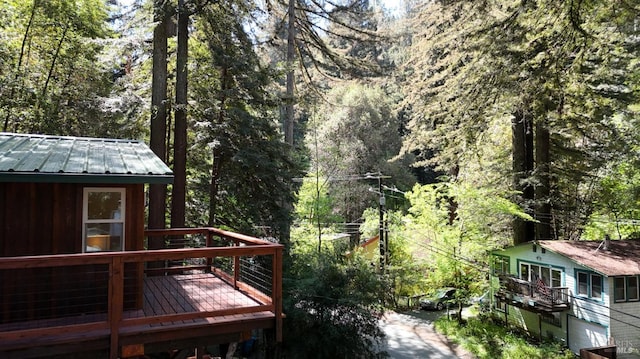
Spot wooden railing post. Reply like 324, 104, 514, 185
272, 246, 283, 342
233, 238, 240, 289
205, 229, 213, 272
109, 256, 124, 359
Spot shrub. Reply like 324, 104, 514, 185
434, 317, 576, 359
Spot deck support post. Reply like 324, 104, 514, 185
109, 256, 124, 359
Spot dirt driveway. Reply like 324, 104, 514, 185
380, 309, 475, 359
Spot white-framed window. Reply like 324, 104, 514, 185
83, 188, 125, 252
492, 255, 510, 275
576, 270, 603, 300
519, 262, 562, 287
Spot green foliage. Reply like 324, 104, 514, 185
435, 317, 575, 359
0, 0, 141, 137
360, 208, 428, 306
308, 83, 416, 222
402, 182, 528, 294
185, 2, 304, 236
400, 0, 640, 240
283, 250, 388, 358
295, 175, 344, 225
584, 162, 640, 239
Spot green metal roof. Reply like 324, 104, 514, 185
0, 133, 173, 184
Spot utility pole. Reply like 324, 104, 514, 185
378, 176, 386, 272
366, 172, 391, 273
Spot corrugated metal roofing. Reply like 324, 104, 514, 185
0, 132, 173, 184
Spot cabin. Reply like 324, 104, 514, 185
490, 239, 640, 358
0, 132, 283, 359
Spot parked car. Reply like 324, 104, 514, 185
419, 287, 457, 310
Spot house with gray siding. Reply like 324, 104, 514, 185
491, 239, 640, 357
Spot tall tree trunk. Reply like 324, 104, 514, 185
535, 120, 551, 240
209, 150, 222, 227
209, 65, 228, 227
284, 0, 295, 145
40, 24, 68, 104
447, 164, 459, 225
171, 0, 188, 230
148, 0, 170, 242
3, 0, 37, 132
512, 108, 535, 245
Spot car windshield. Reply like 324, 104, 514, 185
435, 289, 451, 298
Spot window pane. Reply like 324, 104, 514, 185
591, 274, 602, 299
88, 192, 122, 220
520, 264, 529, 281
614, 277, 626, 302
578, 272, 588, 296
494, 257, 509, 275
541, 267, 550, 286
531, 265, 540, 280
551, 270, 562, 288
85, 223, 122, 251
629, 277, 639, 301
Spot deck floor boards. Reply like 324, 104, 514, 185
0, 272, 274, 352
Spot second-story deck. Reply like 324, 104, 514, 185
0, 227, 283, 359
495, 275, 570, 313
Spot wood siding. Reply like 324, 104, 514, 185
0, 182, 146, 323
0, 182, 145, 256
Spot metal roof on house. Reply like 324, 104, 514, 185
0, 132, 173, 184
538, 239, 640, 276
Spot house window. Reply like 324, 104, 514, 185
591, 274, 602, 299
492, 256, 510, 275
629, 277, 639, 301
576, 270, 603, 300
83, 188, 125, 252
519, 262, 562, 287
541, 312, 562, 327
494, 300, 507, 312
614, 276, 639, 302
551, 270, 561, 288
578, 272, 588, 296
614, 277, 626, 302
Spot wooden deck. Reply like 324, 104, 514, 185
0, 228, 283, 359
496, 275, 570, 313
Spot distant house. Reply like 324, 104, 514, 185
491, 239, 640, 357
0, 133, 283, 359
358, 235, 380, 262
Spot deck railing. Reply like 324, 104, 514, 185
497, 275, 569, 309
0, 227, 282, 359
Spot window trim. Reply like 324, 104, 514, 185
492, 254, 510, 276
517, 260, 564, 287
628, 276, 639, 301
614, 275, 640, 303
82, 187, 126, 253
575, 269, 604, 302
614, 277, 627, 303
